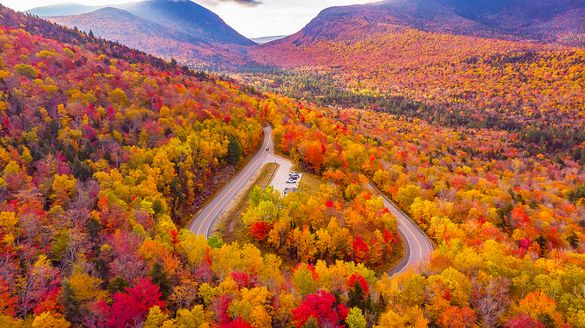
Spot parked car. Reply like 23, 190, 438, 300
286, 179, 297, 184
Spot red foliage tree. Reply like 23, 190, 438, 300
504, 313, 545, 328
348, 274, 369, 296
231, 271, 252, 289
0, 279, 17, 316
292, 290, 348, 328
221, 317, 254, 328
33, 287, 62, 315
99, 278, 164, 328
511, 205, 531, 227
438, 306, 477, 328
304, 141, 325, 172
216, 295, 232, 325
352, 236, 369, 263
249, 221, 272, 241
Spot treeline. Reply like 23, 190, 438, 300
238, 70, 585, 163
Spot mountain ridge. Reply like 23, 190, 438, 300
123, 0, 254, 46
271, 0, 585, 47
46, 0, 253, 68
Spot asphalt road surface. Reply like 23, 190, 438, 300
189, 126, 274, 237
369, 183, 434, 274
189, 125, 433, 274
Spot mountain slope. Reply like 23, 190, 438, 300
267, 0, 584, 47
250, 0, 585, 136
46, 0, 253, 68
288, 0, 497, 44
437, 0, 585, 45
51, 7, 198, 44
49, 7, 242, 68
124, 0, 253, 46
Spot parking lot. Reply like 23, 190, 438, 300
283, 172, 302, 195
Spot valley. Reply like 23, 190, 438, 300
0, 1, 583, 327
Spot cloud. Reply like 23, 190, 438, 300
215, 0, 262, 6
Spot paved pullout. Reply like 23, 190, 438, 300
189, 125, 433, 274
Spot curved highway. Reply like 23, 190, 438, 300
369, 183, 434, 274
189, 125, 433, 274
189, 126, 274, 237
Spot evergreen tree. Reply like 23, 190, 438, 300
536, 235, 547, 254
150, 262, 172, 300
61, 281, 80, 324
349, 280, 365, 309
108, 277, 129, 294
227, 136, 243, 165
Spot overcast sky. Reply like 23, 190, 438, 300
0, 0, 380, 38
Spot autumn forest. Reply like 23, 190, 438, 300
0, 1, 584, 328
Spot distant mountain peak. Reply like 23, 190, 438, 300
45, 0, 254, 69
273, 0, 585, 47
124, 0, 254, 46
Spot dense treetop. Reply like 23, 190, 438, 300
0, 4, 583, 328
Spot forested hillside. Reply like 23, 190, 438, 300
258, 0, 585, 47
0, 4, 583, 328
250, 26, 585, 161
253, 27, 585, 128
0, 6, 400, 327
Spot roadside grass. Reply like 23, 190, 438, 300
216, 163, 279, 244
298, 172, 322, 193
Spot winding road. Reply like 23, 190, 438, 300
189, 126, 290, 237
189, 126, 433, 274
370, 183, 434, 274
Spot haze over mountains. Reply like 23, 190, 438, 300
28, 0, 585, 70
250, 35, 288, 45
26, 3, 102, 16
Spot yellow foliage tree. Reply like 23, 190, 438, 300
32, 312, 71, 328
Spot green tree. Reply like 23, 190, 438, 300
208, 235, 224, 249
60, 281, 80, 324
14, 64, 38, 79
349, 280, 367, 309
108, 277, 129, 294
150, 263, 172, 300
227, 136, 243, 165
346, 307, 367, 328
51, 230, 70, 262
303, 317, 319, 328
